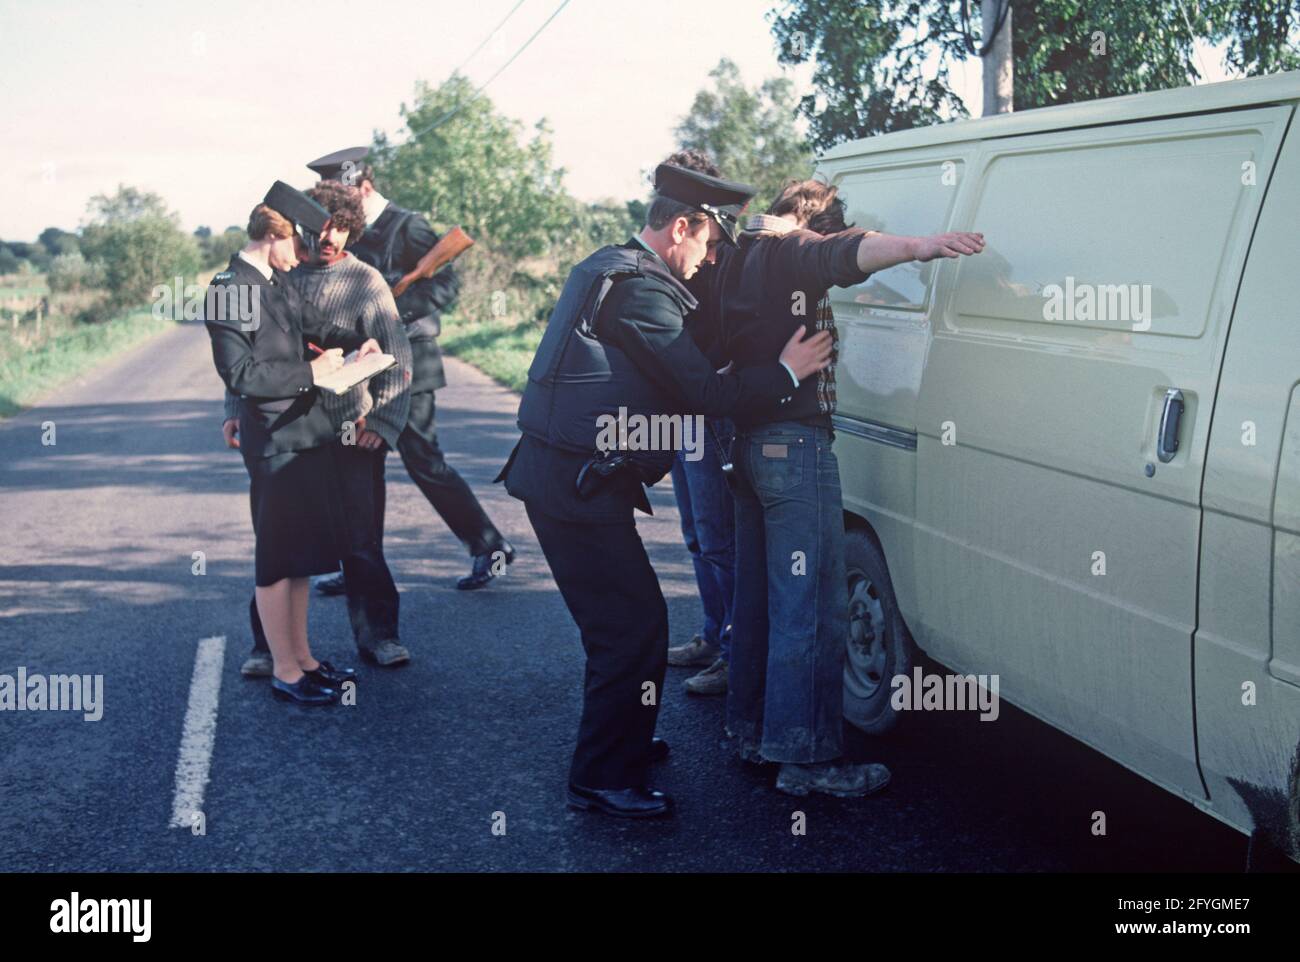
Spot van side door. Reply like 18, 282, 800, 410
914, 107, 1290, 798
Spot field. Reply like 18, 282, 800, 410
0, 271, 216, 418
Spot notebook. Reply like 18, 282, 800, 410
314, 352, 397, 396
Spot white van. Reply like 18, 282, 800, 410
819, 70, 1300, 862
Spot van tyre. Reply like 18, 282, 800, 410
842, 528, 915, 735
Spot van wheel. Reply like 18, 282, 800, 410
843, 528, 914, 735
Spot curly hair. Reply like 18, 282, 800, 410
306, 181, 367, 243
659, 148, 720, 178
645, 148, 722, 231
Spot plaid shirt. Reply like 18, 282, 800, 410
814, 291, 837, 415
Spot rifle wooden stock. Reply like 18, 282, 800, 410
390, 226, 474, 298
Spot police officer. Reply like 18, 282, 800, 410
305, 147, 516, 592
496, 164, 834, 818
206, 182, 375, 704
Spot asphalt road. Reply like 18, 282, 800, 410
0, 320, 1255, 872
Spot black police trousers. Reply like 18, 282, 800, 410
525, 501, 668, 790
397, 387, 506, 558
250, 445, 400, 654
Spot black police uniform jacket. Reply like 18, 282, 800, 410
348, 203, 459, 394
498, 240, 795, 523
204, 254, 368, 462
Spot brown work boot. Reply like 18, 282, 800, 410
683, 657, 727, 696
667, 635, 720, 667
775, 760, 892, 798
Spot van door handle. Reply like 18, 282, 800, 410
1157, 388, 1185, 463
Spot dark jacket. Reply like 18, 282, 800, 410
500, 239, 796, 523
349, 203, 459, 393
204, 254, 366, 461
687, 226, 872, 429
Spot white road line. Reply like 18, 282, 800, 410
168, 635, 226, 829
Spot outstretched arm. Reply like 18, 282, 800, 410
855, 231, 985, 275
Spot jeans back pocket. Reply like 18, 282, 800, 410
750, 437, 805, 495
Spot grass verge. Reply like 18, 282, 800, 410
0, 308, 178, 418
437, 311, 541, 393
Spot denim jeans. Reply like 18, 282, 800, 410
726, 421, 849, 763
669, 417, 735, 660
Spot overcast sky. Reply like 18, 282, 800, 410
1, 0, 1229, 241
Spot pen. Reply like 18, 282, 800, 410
308, 342, 359, 363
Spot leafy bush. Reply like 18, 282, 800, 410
79, 186, 200, 311
47, 251, 107, 293
201, 228, 246, 268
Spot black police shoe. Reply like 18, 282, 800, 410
304, 660, 355, 687
270, 674, 340, 706
648, 737, 669, 763
456, 542, 516, 591
313, 571, 347, 596
566, 784, 674, 818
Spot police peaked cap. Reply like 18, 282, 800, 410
262, 181, 331, 235
306, 146, 371, 183
652, 164, 756, 245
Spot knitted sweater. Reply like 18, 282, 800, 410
225, 254, 412, 449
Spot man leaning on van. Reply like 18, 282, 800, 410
692, 179, 984, 797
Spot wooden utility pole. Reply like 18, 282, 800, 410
981, 0, 1014, 115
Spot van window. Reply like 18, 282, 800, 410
830, 160, 964, 313
953, 124, 1270, 340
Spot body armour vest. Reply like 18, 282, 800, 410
517, 244, 696, 455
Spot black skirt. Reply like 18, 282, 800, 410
245, 442, 375, 587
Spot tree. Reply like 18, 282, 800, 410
1012, 1, 1211, 109
674, 58, 816, 210
1208, 0, 1300, 74
200, 227, 247, 269
372, 75, 578, 265
38, 227, 79, 257
79, 185, 200, 309
769, 0, 1300, 149
370, 76, 632, 322
0, 246, 18, 275
193, 225, 213, 240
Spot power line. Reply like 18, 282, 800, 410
450, 0, 528, 77
406, 0, 573, 141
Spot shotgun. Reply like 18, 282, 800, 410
390, 226, 474, 298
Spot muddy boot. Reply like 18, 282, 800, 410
775, 760, 892, 798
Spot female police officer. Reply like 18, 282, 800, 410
205, 182, 382, 705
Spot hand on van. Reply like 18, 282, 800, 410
778, 328, 834, 381
855, 231, 985, 274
